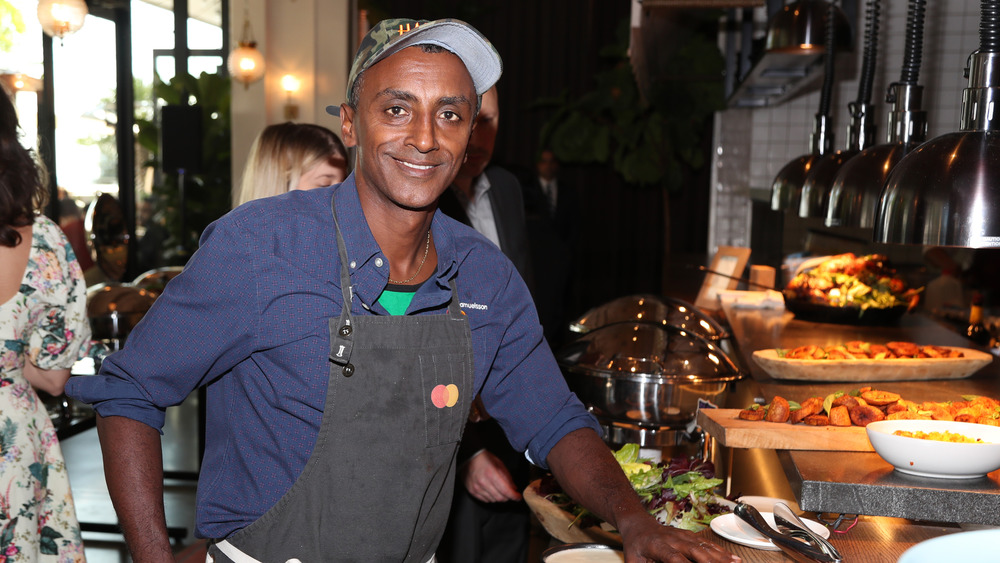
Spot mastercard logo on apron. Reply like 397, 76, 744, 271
431, 384, 459, 408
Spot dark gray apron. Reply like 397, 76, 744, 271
210, 193, 474, 562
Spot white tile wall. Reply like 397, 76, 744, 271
711, 0, 984, 249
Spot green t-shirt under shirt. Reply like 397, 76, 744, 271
378, 282, 420, 315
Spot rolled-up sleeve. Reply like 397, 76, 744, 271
474, 264, 602, 470
66, 215, 258, 432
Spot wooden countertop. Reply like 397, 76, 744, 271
699, 517, 964, 562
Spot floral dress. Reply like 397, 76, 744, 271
0, 215, 87, 562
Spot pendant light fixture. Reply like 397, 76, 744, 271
227, 4, 265, 89
770, 1, 847, 211
874, 0, 1000, 248
36, 0, 88, 41
826, 0, 928, 228
766, 0, 851, 54
799, 0, 882, 219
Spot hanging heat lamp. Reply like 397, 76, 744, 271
826, 0, 928, 228
799, 0, 882, 219
770, 0, 851, 211
874, 0, 1000, 248
37, 0, 88, 41
227, 5, 265, 89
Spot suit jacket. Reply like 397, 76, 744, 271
438, 165, 535, 291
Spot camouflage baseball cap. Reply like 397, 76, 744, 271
327, 18, 502, 115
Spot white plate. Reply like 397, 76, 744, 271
898, 529, 1000, 562
866, 420, 1000, 479
709, 512, 830, 551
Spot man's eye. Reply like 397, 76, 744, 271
387, 106, 406, 116
441, 110, 460, 121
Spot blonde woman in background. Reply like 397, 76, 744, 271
233, 122, 349, 206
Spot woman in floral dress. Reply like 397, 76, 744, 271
1, 91, 87, 562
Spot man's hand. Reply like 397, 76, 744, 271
615, 509, 739, 563
547, 429, 739, 562
460, 450, 522, 503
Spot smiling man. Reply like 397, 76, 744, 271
67, 18, 739, 563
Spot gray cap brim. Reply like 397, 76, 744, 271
325, 105, 341, 117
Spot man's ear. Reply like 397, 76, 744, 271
340, 104, 357, 148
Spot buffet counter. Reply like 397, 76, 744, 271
717, 301, 1000, 526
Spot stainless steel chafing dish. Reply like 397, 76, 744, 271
568, 294, 730, 341
87, 283, 158, 351
556, 320, 742, 451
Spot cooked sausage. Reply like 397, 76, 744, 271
739, 407, 767, 421
790, 397, 824, 424
886, 341, 920, 357
861, 390, 902, 406
849, 404, 886, 427
845, 341, 869, 357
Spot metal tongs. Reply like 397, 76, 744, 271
772, 502, 844, 562
733, 502, 841, 563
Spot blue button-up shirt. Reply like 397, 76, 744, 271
67, 175, 600, 539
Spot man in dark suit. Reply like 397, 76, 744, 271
523, 148, 578, 349
436, 86, 535, 563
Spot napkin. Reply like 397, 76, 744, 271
717, 289, 786, 310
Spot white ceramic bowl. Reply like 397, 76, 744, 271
866, 419, 1000, 479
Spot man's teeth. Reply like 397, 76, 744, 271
402, 161, 433, 170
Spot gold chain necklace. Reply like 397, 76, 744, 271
388, 230, 431, 285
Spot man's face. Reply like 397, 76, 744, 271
340, 46, 477, 212
462, 87, 499, 178
538, 149, 558, 181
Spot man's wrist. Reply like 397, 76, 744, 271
459, 447, 488, 469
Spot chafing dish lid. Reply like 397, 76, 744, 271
87, 283, 157, 318
556, 322, 741, 383
568, 294, 730, 341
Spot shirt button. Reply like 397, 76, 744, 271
375, 257, 384, 268
349, 260, 357, 269
342, 364, 355, 377
339, 325, 352, 336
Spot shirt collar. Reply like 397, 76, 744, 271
333, 173, 459, 310
472, 173, 492, 200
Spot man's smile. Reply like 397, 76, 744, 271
395, 158, 438, 171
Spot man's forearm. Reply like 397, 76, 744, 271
96, 414, 173, 562
545, 428, 651, 534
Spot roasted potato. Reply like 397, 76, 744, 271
803, 414, 830, 426
829, 405, 852, 427
765, 396, 791, 423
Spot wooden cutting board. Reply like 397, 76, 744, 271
697, 408, 874, 451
